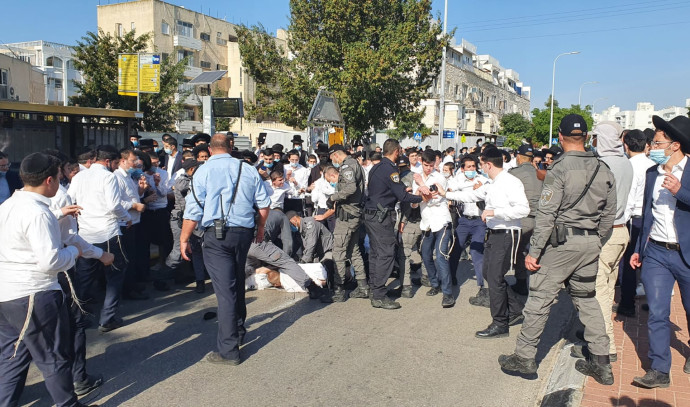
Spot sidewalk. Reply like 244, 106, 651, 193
580, 283, 690, 407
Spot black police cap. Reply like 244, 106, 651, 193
328, 144, 347, 155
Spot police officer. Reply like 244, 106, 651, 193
181, 134, 271, 365
364, 139, 424, 309
499, 114, 617, 385
326, 144, 367, 302
508, 144, 543, 296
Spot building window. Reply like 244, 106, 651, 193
54, 79, 63, 89
462, 84, 468, 100
200, 61, 211, 69
0, 69, 7, 99
131, 22, 136, 31
177, 50, 194, 66
46, 56, 63, 68
116, 23, 123, 37
177, 20, 193, 37
454, 85, 459, 100
216, 32, 227, 46
161, 53, 169, 62
162, 21, 170, 35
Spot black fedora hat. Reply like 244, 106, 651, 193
652, 115, 690, 153
291, 135, 304, 144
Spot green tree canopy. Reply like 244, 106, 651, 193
71, 29, 187, 132
528, 96, 594, 146
237, 0, 447, 140
499, 113, 532, 149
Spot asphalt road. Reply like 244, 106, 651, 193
20, 261, 573, 407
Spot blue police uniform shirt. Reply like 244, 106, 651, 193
184, 153, 271, 228
365, 157, 423, 210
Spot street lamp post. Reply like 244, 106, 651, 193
549, 51, 580, 145
578, 81, 599, 107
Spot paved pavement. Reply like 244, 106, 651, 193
580, 283, 690, 407
19, 261, 574, 407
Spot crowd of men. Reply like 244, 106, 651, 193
1, 112, 690, 406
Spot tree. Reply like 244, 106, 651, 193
528, 96, 594, 146
237, 0, 447, 140
71, 29, 187, 132
499, 113, 532, 149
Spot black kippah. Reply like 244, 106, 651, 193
21, 152, 54, 174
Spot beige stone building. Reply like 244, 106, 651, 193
0, 54, 45, 104
97, 0, 291, 137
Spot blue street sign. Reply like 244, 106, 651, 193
413, 132, 422, 141
443, 130, 455, 139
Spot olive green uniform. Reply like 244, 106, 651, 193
514, 151, 617, 359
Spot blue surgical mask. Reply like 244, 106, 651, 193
591, 146, 597, 155
333, 162, 340, 168
329, 182, 337, 188
290, 162, 298, 168
464, 170, 477, 179
295, 145, 301, 151
126, 167, 136, 175
132, 140, 139, 147
131, 169, 144, 179
154, 147, 162, 153
265, 162, 274, 168
164, 148, 172, 155
308, 163, 316, 169
290, 224, 298, 232
649, 148, 670, 165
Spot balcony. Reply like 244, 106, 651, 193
183, 65, 202, 78
174, 35, 202, 51
177, 120, 203, 133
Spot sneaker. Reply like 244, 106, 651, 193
205, 351, 241, 366
426, 287, 441, 296
633, 369, 670, 388
498, 353, 537, 375
441, 294, 455, 308
73, 374, 103, 396
371, 297, 401, 310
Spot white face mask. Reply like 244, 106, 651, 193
442, 172, 451, 178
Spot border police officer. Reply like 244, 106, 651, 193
499, 114, 617, 385
364, 139, 424, 309
327, 144, 367, 302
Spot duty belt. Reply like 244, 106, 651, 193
566, 227, 597, 237
649, 238, 680, 251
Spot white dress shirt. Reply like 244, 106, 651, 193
649, 156, 687, 244
266, 180, 294, 210
410, 161, 423, 174
442, 155, 454, 165
51, 185, 104, 260
413, 171, 452, 232
312, 177, 335, 210
68, 163, 130, 244
166, 151, 179, 183
447, 173, 490, 217
0, 191, 79, 302
144, 167, 170, 210
285, 164, 310, 197
624, 153, 656, 220
446, 169, 529, 230
114, 167, 143, 226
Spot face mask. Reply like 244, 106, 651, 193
649, 148, 670, 165
131, 169, 144, 179
443, 172, 451, 178
308, 163, 316, 169
132, 140, 139, 147
164, 148, 172, 155
329, 182, 337, 188
126, 167, 136, 175
154, 147, 162, 153
464, 170, 477, 179
591, 146, 597, 155
265, 162, 273, 168
333, 162, 340, 168
290, 224, 298, 232
290, 162, 298, 168
295, 145, 301, 151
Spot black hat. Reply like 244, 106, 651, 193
139, 138, 154, 148
129, 134, 142, 139
291, 135, 304, 144
559, 114, 588, 137
550, 146, 564, 156
517, 144, 534, 157
182, 138, 194, 148
481, 146, 502, 158
328, 144, 347, 155
652, 115, 690, 153
191, 133, 211, 145
316, 143, 330, 154
230, 150, 243, 159
241, 149, 258, 163
181, 159, 199, 171
21, 152, 56, 175
397, 155, 410, 167
272, 144, 284, 154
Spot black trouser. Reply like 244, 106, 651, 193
140, 208, 173, 277
619, 216, 643, 310
120, 224, 138, 294
514, 216, 535, 282
364, 211, 397, 300
0, 291, 78, 407
484, 230, 524, 328
75, 235, 128, 326
203, 227, 253, 360
57, 270, 89, 384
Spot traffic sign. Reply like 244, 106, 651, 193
139, 54, 160, 93
442, 130, 455, 139
413, 132, 422, 141
117, 54, 139, 96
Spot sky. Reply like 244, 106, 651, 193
1, 0, 689, 113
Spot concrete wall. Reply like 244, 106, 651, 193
0, 54, 45, 104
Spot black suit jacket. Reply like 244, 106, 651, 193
164, 152, 183, 174
6, 170, 22, 194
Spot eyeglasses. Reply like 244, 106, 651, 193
651, 141, 673, 147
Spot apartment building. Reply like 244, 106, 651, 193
422, 38, 531, 145
0, 54, 45, 104
97, 0, 290, 136
595, 100, 690, 130
0, 41, 83, 105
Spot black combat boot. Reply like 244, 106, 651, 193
575, 354, 614, 385
469, 287, 490, 308
371, 297, 401, 310
349, 280, 371, 298
633, 369, 670, 388
401, 285, 414, 298
332, 285, 347, 302
498, 353, 538, 375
